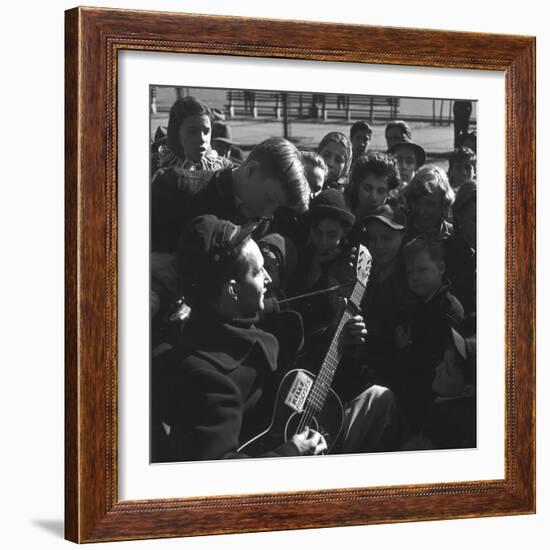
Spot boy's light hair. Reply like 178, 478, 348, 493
384, 120, 412, 140
302, 151, 328, 176
245, 137, 310, 214
404, 164, 455, 213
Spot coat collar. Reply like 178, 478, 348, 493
182, 309, 279, 372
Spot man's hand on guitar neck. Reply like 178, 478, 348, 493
346, 314, 367, 345
291, 427, 328, 456
333, 296, 368, 346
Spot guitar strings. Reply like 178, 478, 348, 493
295, 282, 364, 438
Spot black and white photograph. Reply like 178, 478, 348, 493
149, 86, 478, 463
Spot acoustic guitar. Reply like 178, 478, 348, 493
238, 245, 373, 455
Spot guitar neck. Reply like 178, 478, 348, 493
307, 279, 366, 411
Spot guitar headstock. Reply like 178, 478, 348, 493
355, 244, 373, 287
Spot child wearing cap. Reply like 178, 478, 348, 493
388, 137, 426, 186
403, 164, 455, 240
385, 120, 412, 151
289, 189, 356, 339
423, 326, 476, 449
316, 131, 353, 193
211, 120, 244, 165
357, 204, 410, 389
447, 146, 476, 190
394, 237, 465, 441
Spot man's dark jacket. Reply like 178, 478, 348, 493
151, 309, 302, 462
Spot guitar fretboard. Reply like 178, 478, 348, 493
306, 280, 366, 412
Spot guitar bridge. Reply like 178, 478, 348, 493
284, 371, 313, 413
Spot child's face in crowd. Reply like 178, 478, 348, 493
432, 346, 465, 397
240, 167, 289, 220
449, 161, 475, 188
178, 114, 211, 163
320, 141, 347, 183
351, 130, 371, 158
392, 145, 418, 184
260, 249, 282, 293
307, 166, 325, 199
235, 239, 272, 316
385, 128, 406, 150
406, 250, 444, 299
457, 202, 476, 250
357, 174, 390, 215
411, 190, 445, 233
366, 220, 404, 268
212, 140, 231, 158
309, 218, 346, 262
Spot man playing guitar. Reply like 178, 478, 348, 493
151, 215, 396, 462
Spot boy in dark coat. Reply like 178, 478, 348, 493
289, 189, 356, 341
394, 237, 464, 442
356, 205, 409, 390
151, 136, 310, 253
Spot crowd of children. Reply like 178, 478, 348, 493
150, 95, 478, 455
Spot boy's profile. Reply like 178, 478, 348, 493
349, 120, 373, 163
447, 146, 476, 190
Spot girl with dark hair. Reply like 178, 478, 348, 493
153, 96, 232, 173
347, 152, 402, 218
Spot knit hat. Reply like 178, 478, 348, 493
308, 189, 356, 227
388, 137, 427, 167
177, 215, 257, 300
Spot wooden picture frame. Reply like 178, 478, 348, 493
65, 6, 536, 543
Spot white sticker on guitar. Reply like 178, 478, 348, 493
284, 371, 314, 412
